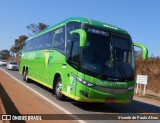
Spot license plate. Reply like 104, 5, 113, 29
105, 98, 116, 103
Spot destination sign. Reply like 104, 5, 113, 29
87, 28, 109, 36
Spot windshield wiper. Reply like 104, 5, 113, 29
96, 66, 107, 79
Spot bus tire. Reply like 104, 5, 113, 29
23, 70, 29, 82
23, 71, 26, 81
55, 77, 65, 100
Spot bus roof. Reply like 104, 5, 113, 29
64, 17, 129, 34
27, 17, 129, 41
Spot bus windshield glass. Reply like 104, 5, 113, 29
82, 25, 134, 81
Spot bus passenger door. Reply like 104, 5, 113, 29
65, 40, 79, 99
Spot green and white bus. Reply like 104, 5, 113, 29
20, 17, 148, 103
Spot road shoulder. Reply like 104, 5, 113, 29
0, 69, 78, 122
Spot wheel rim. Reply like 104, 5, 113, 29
56, 81, 62, 97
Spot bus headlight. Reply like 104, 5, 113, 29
71, 73, 95, 87
82, 80, 94, 87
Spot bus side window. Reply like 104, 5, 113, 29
53, 26, 65, 52
69, 41, 79, 68
23, 41, 28, 52
44, 31, 54, 49
35, 37, 40, 50
66, 21, 81, 61
28, 39, 33, 51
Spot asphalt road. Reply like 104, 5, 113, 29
0, 66, 160, 123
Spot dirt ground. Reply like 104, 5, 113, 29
136, 59, 160, 96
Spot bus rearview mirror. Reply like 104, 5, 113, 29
133, 42, 148, 60
70, 29, 87, 48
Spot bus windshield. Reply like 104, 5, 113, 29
82, 25, 134, 81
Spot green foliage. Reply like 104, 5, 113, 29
0, 49, 10, 60
10, 35, 28, 57
26, 22, 49, 35
0, 22, 48, 59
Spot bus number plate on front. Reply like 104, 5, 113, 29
105, 98, 116, 103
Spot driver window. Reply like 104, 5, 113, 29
70, 41, 79, 68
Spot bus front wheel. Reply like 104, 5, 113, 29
55, 77, 65, 100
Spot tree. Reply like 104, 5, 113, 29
9, 22, 48, 58
10, 46, 16, 57
135, 50, 143, 59
10, 35, 28, 57
0, 49, 10, 60
26, 22, 49, 36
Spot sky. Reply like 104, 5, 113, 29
0, 0, 159, 57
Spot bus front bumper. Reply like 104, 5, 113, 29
75, 84, 134, 104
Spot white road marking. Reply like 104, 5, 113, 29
0, 68, 86, 123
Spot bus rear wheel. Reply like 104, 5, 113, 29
55, 77, 65, 100
23, 70, 29, 82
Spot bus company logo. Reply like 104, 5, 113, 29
48, 56, 53, 67
44, 50, 49, 67
43, 51, 53, 67
96, 80, 128, 88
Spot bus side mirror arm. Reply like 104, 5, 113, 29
70, 29, 87, 48
133, 42, 148, 60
